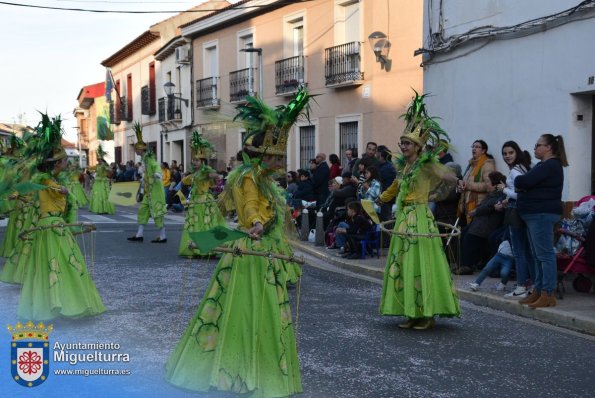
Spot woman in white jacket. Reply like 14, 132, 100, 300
498, 141, 534, 299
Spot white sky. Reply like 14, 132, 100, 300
0, 0, 236, 141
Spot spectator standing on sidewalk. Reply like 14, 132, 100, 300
377, 92, 460, 330
312, 153, 330, 206
457, 139, 496, 225
499, 141, 534, 300
344, 147, 358, 174
516, 134, 569, 308
328, 153, 342, 180
376, 146, 396, 221
352, 141, 379, 179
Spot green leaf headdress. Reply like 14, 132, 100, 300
133, 121, 147, 150
36, 112, 67, 162
96, 144, 107, 161
234, 87, 313, 156
190, 130, 214, 160
401, 90, 449, 153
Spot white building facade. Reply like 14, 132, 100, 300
420, 0, 595, 199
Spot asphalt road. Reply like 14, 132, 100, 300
1, 208, 594, 398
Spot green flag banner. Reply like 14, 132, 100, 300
189, 226, 248, 253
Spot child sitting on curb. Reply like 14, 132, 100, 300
469, 229, 515, 292
334, 201, 372, 260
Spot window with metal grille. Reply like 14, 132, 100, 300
299, 125, 315, 169
339, 121, 358, 168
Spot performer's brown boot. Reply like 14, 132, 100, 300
519, 289, 540, 305
529, 292, 556, 309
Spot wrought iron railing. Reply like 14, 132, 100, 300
119, 96, 131, 122
196, 76, 220, 108
158, 94, 183, 122
141, 85, 155, 115
275, 55, 305, 95
229, 68, 256, 102
324, 42, 363, 86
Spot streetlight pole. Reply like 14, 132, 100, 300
76, 126, 82, 168
240, 47, 263, 98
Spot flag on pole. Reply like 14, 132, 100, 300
105, 68, 116, 102
189, 227, 248, 253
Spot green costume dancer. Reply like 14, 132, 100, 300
378, 92, 460, 330
65, 162, 88, 207
127, 122, 167, 243
0, 137, 25, 254
88, 145, 115, 214
178, 131, 226, 257
16, 114, 105, 321
166, 88, 312, 397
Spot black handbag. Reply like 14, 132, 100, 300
503, 207, 524, 227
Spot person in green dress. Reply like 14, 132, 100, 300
127, 122, 167, 243
65, 161, 89, 207
88, 145, 115, 214
377, 92, 461, 330
17, 114, 105, 321
166, 89, 311, 397
178, 131, 226, 257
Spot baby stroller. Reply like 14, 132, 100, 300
556, 195, 595, 299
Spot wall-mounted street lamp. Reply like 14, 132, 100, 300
163, 81, 189, 120
239, 47, 263, 98
368, 31, 392, 71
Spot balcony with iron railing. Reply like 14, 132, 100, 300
229, 68, 256, 102
141, 85, 156, 116
275, 55, 305, 95
196, 76, 220, 108
325, 42, 364, 87
158, 94, 184, 123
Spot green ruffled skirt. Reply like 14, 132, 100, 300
166, 235, 302, 398
178, 193, 226, 257
67, 181, 89, 207
0, 205, 20, 257
17, 215, 106, 321
88, 178, 115, 214
379, 204, 460, 318
1, 199, 39, 284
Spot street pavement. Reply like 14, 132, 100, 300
0, 207, 595, 397
292, 239, 595, 336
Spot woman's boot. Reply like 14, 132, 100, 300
519, 289, 540, 305
529, 291, 556, 309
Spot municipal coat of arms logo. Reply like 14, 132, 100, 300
8, 321, 52, 387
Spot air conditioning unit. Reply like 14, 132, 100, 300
175, 46, 190, 64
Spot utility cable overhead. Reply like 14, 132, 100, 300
0, 0, 311, 14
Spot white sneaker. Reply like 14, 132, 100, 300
495, 282, 506, 291
504, 285, 527, 299
468, 282, 480, 291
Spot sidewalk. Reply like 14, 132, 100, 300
291, 240, 595, 336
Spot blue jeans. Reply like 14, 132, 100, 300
509, 225, 535, 286
475, 253, 514, 285
521, 213, 560, 294
334, 221, 349, 249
